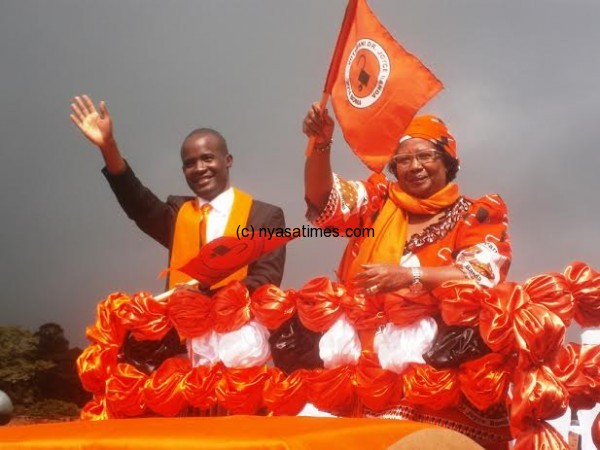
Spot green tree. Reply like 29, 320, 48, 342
0, 327, 53, 405
35, 323, 89, 406
35, 323, 69, 360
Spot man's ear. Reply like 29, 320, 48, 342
226, 154, 233, 168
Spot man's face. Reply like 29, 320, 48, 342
181, 133, 232, 200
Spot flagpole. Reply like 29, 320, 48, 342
305, 0, 358, 156
154, 279, 198, 302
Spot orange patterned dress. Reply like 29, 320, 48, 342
308, 172, 513, 449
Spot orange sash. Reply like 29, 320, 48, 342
168, 188, 253, 289
338, 182, 460, 282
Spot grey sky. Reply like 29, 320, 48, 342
1, 0, 598, 348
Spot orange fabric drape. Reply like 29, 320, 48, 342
354, 353, 403, 412
115, 292, 171, 341
551, 343, 600, 410
458, 353, 512, 411
77, 344, 118, 394
262, 368, 308, 416
564, 261, 600, 327
522, 273, 574, 325
0, 416, 437, 450
85, 292, 130, 346
295, 277, 347, 332
250, 284, 296, 330
306, 365, 358, 416
180, 364, 222, 410
215, 366, 271, 415
105, 363, 148, 417
382, 289, 439, 327
511, 365, 569, 434
402, 364, 461, 411
143, 357, 191, 417
435, 279, 489, 327
168, 188, 253, 289
512, 423, 569, 450
212, 281, 252, 333
166, 289, 214, 338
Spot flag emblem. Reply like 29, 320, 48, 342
344, 38, 390, 109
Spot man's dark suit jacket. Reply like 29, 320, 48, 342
102, 164, 285, 293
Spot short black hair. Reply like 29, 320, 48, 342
183, 128, 229, 155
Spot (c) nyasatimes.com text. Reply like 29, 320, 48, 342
236, 225, 375, 240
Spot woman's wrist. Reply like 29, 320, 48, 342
314, 138, 333, 153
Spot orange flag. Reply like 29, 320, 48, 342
170, 233, 297, 288
328, 0, 443, 172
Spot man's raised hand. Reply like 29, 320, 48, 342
70, 95, 114, 150
70, 94, 126, 174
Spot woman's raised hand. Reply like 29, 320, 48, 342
302, 102, 334, 146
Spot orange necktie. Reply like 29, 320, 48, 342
199, 203, 212, 246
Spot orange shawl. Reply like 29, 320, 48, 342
338, 182, 460, 282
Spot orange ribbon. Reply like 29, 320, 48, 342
565, 261, 600, 327
250, 284, 297, 330
116, 292, 171, 341
105, 363, 148, 417
143, 357, 191, 417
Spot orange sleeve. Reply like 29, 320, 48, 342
308, 172, 388, 231
454, 194, 512, 286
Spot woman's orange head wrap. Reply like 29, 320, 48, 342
399, 114, 458, 159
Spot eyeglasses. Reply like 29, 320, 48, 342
391, 149, 441, 168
